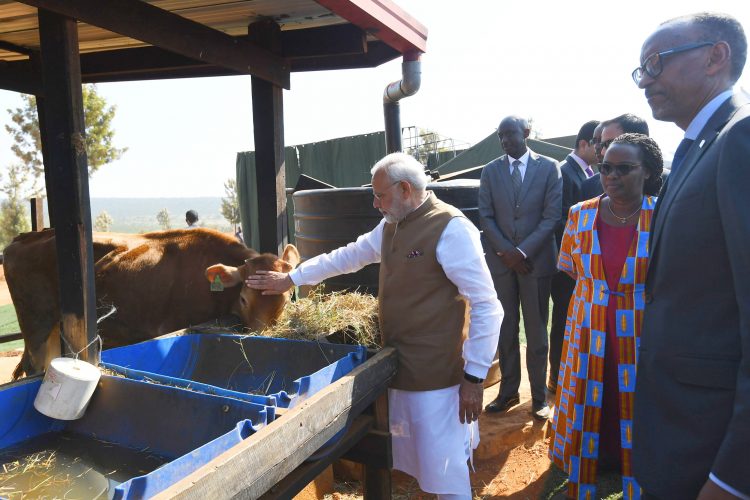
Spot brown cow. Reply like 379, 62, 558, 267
4, 228, 300, 378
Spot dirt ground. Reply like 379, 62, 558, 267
0, 269, 559, 499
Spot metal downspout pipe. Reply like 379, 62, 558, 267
383, 52, 422, 154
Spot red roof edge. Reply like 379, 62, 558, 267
314, 0, 427, 55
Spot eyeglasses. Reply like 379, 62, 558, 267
599, 138, 614, 152
589, 137, 601, 147
632, 41, 715, 85
598, 162, 641, 177
373, 181, 401, 200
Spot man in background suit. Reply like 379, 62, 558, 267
580, 113, 650, 200
632, 12, 750, 499
548, 119, 599, 394
479, 116, 562, 420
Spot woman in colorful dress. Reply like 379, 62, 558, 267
549, 133, 663, 499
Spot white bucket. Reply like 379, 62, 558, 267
34, 357, 102, 420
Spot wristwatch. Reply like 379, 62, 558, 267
463, 372, 484, 384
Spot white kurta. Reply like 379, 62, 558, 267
289, 211, 503, 493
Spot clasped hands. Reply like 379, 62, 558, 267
498, 248, 532, 275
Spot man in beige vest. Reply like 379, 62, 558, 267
246, 152, 502, 499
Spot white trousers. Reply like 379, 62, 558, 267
389, 385, 478, 496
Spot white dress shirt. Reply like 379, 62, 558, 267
507, 150, 530, 181
289, 215, 503, 379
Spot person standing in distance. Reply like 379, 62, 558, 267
185, 210, 200, 228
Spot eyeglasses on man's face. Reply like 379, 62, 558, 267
598, 162, 642, 177
373, 181, 401, 200
631, 41, 715, 85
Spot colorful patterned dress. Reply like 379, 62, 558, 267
549, 195, 656, 499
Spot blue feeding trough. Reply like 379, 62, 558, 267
101, 334, 368, 408
0, 374, 271, 499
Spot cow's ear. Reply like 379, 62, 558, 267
205, 264, 242, 287
281, 244, 300, 270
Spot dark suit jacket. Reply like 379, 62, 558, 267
580, 172, 604, 201
478, 150, 562, 278
556, 154, 588, 246
633, 94, 750, 498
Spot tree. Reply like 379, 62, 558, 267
94, 210, 113, 232
0, 164, 31, 248
156, 208, 171, 230
5, 85, 127, 196
221, 178, 241, 231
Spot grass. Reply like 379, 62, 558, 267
0, 304, 22, 353
541, 463, 624, 499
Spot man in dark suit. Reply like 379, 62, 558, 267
632, 12, 750, 499
579, 114, 650, 200
548, 119, 599, 394
479, 116, 562, 420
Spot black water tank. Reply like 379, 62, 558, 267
292, 179, 480, 295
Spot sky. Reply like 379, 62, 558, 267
0, 0, 749, 198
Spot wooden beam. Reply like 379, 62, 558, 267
342, 429, 391, 469
258, 415, 374, 499
0, 38, 397, 86
16, 0, 290, 88
291, 40, 400, 72
37, 9, 98, 364
0, 39, 36, 56
315, 0, 427, 54
156, 347, 398, 499
281, 24, 366, 59
362, 393, 392, 499
251, 19, 288, 256
30, 197, 44, 231
0, 60, 41, 94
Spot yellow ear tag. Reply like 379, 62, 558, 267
210, 274, 224, 292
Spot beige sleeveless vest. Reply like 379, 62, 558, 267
379, 192, 469, 391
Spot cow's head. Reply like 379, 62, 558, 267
205, 244, 300, 331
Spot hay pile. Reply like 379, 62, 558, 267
261, 287, 381, 348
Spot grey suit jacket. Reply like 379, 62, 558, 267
478, 150, 562, 278
633, 94, 750, 498
557, 155, 588, 246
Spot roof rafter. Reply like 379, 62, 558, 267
16, 0, 291, 88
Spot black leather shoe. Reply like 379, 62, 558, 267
485, 393, 520, 413
532, 403, 551, 421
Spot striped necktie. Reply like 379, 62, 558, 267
511, 160, 522, 200
585, 166, 594, 177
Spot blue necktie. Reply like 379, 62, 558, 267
670, 138, 695, 174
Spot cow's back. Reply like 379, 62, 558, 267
94, 228, 254, 345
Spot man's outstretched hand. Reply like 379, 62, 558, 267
245, 270, 294, 295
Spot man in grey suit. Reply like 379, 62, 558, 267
632, 12, 750, 499
548, 119, 599, 394
479, 116, 562, 420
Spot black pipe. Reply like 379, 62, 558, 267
384, 101, 402, 154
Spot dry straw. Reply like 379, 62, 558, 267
260, 286, 381, 348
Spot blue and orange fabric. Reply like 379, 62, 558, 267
549, 195, 656, 500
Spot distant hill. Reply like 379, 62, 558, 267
86, 197, 231, 233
